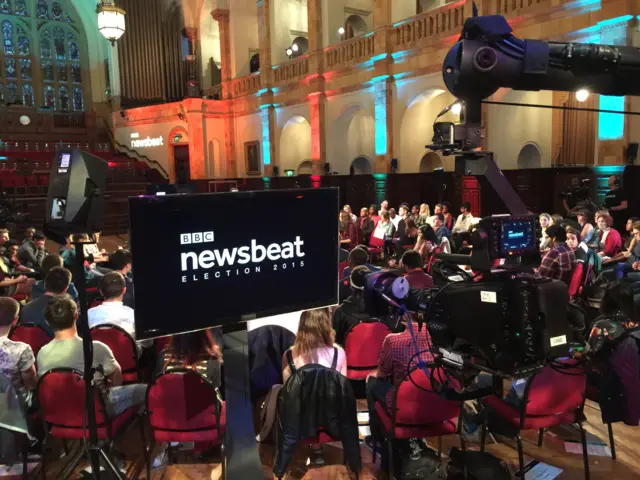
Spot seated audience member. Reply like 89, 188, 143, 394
20, 227, 36, 246
0, 297, 38, 409
395, 205, 411, 238
0, 229, 9, 255
394, 218, 419, 259
375, 211, 396, 260
366, 302, 434, 450
389, 208, 400, 230
600, 221, 640, 281
410, 205, 420, 222
596, 213, 623, 259
61, 234, 104, 284
368, 204, 380, 227
577, 210, 595, 245
566, 227, 601, 275
342, 245, 379, 279
283, 308, 347, 465
0, 259, 33, 298
536, 225, 575, 284
539, 213, 552, 251
432, 213, 452, 251
19, 267, 71, 337
18, 231, 48, 270
358, 208, 375, 246
402, 250, 434, 289
343, 205, 357, 225
551, 214, 565, 229
88, 272, 135, 336
110, 249, 134, 308
452, 202, 474, 234
587, 281, 640, 426
37, 295, 147, 417
442, 202, 454, 230
427, 204, 442, 227
415, 203, 430, 228
414, 224, 439, 264
84, 231, 109, 265
378, 200, 389, 217
158, 329, 222, 388
339, 211, 357, 248
2, 240, 34, 274
333, 266, 372, 346
32, 254, 79, 303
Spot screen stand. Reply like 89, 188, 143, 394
222, 322, 263, 479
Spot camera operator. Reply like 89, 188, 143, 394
586, 281, 640, 426
561, 177, 590, 217
603, 175, 628, 232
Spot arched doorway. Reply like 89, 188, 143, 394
279, 115, 312, 174
350, 156, 372, 175
517, 143, 542, 169
297, 160, 313, 175
168, 127, 189, 183
330, 104, 375, 174
344, 15, 368, 39
291, 36, 308, 58
419, 151, 443, 172
249, 53, 260, 73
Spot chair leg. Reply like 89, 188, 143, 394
607, 423, 616, 460
62, 438, 69, 456
480, 423, 487, 452
438, 436, 443, 460
515, 435, 525, 479
538, 428, 544, 447
579, 422, 591, 480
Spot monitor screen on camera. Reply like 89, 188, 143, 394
129, 188, 339, 339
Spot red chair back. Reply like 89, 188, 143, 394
568, 261, 590, 300
369, 231, 384, 248
146, 369, 225, 440
338, 260, 348, 279
37, 369, 109, 431
426, 247, 442, 275
524, 360, 585, 417
90, 324, 139, 383
344, 322, 392, 379
8, 323, 52, 358
394, 367, 460, 427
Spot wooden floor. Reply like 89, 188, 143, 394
31, 398, 640, 480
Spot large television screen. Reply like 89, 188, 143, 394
129, 188, 339, 339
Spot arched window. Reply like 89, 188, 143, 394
0, 0, 86, 110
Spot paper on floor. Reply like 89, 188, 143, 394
357, 412, 369, 423
564, 441, 612, 457
0, 463, 38, 476
521, 460, 563, 480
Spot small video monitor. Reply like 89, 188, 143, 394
59, 153, 71, 168
129, 188, 340, 340
50, 198, 66, 220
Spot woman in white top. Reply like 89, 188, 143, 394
282, 307, 347, 465
539, 213, 552, 251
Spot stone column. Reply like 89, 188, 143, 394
184, 99, 206, 180
373, 0, 391, 28
212, 9, 232, 98
107, 44, 121, 110
257, 0, 273, 86
261, 106, 277, 176
374, 77, 393, 173
307, 0, 324, 74
184, 27, 200, 98
309, 92, 327, 175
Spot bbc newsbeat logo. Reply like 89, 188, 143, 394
179, 231, 306, 283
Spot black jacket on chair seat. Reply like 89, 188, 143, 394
274, 364, 361, 477
248, 325, 296, 400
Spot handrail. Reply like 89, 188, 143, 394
272, 55, 309, 87
100, 118, 170, 179
324, 32, 376, 70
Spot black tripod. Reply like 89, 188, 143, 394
72, 240, 124, 480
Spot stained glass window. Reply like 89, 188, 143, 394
2, 20, 13, 55
51, 1, 62, 20
71, 63, 80, 83
0, 0, 10, 15
56, 62, 66, 81
36, 0, 48, 19
58, 84, 68, 110
22, 82, 32, 106
19, 58, 30, 79
17, 34, 29, 56
15, 0, 27, 16
41, 59, 53, 81
43, 84, 54, 109
72, 86, 82, 111
40, 31, 51, 58
6, 82, 17, 103
5, 58, 16, 78
68, 32, 78, 61
53, 26, 64, 59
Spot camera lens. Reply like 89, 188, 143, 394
473, 47, 497, 72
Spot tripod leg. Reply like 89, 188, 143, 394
98, 448, 125, 480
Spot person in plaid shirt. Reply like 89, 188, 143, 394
365, 318, 434, 446
537, 224, 575, 284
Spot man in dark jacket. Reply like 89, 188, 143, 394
333, 266, 372, 345
18, 231, 48, 270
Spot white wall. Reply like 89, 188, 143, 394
205, 117, 227, 177
272, 0, 308, 64
279, 116, 312, 172
200, 0, 222, 89
234, 112, 263, 176
230, 0, 260, 77
323, 0, 373, 46
485, 89, 553, 170
391, 0, 417, 23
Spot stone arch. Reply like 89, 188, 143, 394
400, 88, 456, 173
344, 14, 368, 38
279, 115, 312, 173
297, 160, 313, 175
419, 151, 444, 172
350, 156, 373, 175
329, 102, 375, 174
517, 142, 542, 169
291, 36, 309, 57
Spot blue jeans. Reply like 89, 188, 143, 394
106, 384, 147, 417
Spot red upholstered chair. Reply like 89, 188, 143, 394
145, 369, 226, 479
89, 297, 104, 309
344, 322, 392, 380
425, 246, 442, 275
480, 360, 589, 479
90, 324, 141, 384
368, 231, 384, 260
338, 260, 348, 279
8, 323, 52, 359
373, 366, 463, 473
36, 368, 144, 479
568, 260, 591, 301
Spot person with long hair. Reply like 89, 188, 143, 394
414, 224, 439, 264
539, 213, 552, 251
160, 329, 223, 387
577, 210, 595, 245
282, 308, 347, 466
368, 204, 380, 226
339, 210, 357, 247
415, 203, 430, 228
596, 212, 622, 259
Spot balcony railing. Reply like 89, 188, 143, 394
391, 0, 467, 52
0, 141, 110, 152
204, 84, 222, 99
230, 72, 262, 97
324, 33, 376, 70
273, 55, 309, 87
